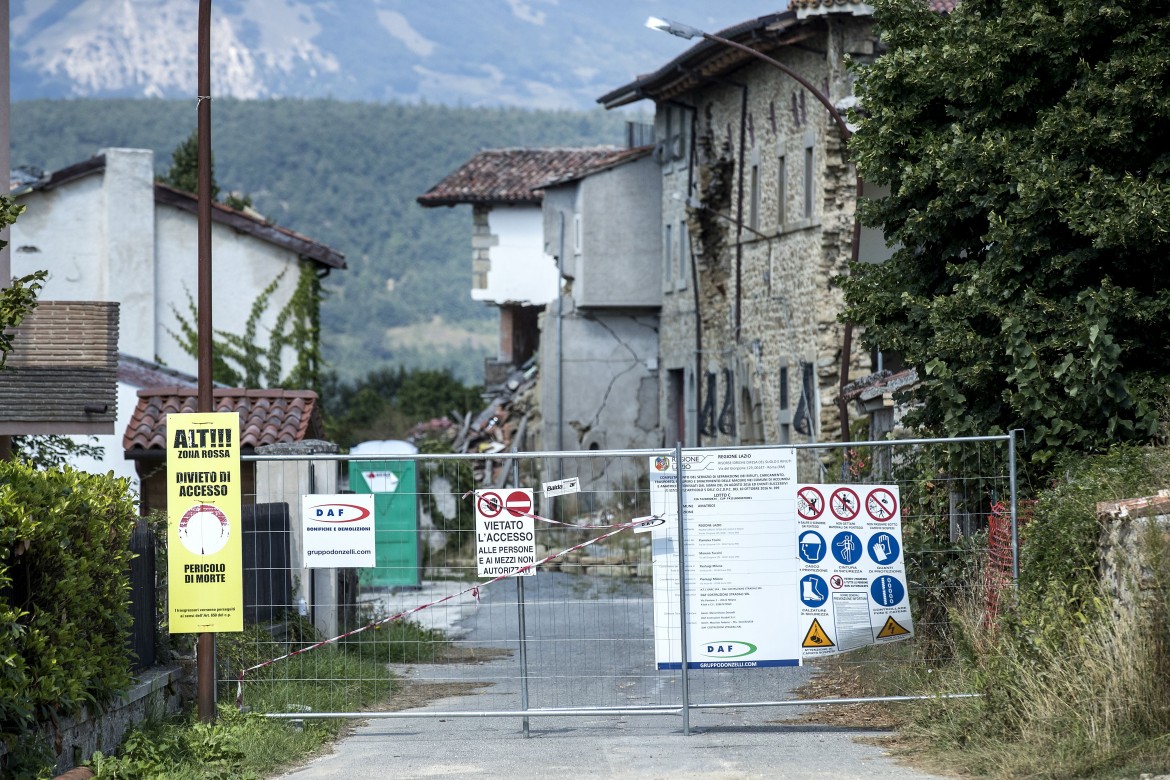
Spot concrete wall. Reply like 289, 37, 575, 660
538, 163, 662, 468
575, 156, 662, 309
253, 442, 342, 639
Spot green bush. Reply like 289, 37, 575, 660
0, 461, 138, 774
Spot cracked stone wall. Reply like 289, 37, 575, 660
656, 15, 875, 452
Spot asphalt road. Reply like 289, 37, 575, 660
273, 573, 947, 779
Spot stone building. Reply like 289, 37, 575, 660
599, 5, 895, 458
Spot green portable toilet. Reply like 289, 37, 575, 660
349, 460, 420, 587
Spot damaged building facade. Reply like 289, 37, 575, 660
418, 147, 663, 470
599, 4, 893, 455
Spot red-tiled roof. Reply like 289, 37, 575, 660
417, 147, 635, 207
124, 387, 323, 456
536, 146, 654, 190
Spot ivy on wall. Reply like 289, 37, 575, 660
169, 260, 323, 392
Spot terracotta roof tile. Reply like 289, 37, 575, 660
124, 387, 324, 456
417, 147, 636, 207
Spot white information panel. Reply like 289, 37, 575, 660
648, 448, 799, 669
301, 494, 376, 568
796, 484, 914, 657
474, 488, 536, 577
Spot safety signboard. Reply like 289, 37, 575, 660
648, 448, 800, 670
795, 483, 913, 658
301, 494, 376, 568
167, 412, 243, 634
474, 489, 536, 577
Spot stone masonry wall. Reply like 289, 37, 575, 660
655, 15, 873, 451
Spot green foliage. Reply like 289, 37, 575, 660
0, 269, 44, 369
1008, 446, 1170, 646
321, 367, 481, 448
168, 263, 323, 391
12, 435, 104, 470
897, 447, 1170, 777
844, 0, 1170, 467
160, 129, 220, 200
89, 708, 250, 780
0, 461, 137, 777
11, 99, 632, 384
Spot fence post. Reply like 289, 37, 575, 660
513, 459, 531, 737
674, 442, 691, 736
1009, 429, 1020, 586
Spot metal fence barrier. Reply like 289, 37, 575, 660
221, 434, 1016, 734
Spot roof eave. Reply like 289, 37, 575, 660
597, 11, 799, 108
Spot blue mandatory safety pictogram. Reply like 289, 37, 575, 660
800, 574, 829, 608
831, 531, 863, 565
868, 532, 900, 565
798, 530, 826, 564
870, 575, 906, 607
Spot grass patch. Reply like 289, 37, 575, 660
89, 617, 454, 779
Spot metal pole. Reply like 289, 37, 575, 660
673, 442, 691, 735
512, 460, 530, 736
1008, 429, 1019, 585
0, 0, 12, 462
196, 0, 216, 725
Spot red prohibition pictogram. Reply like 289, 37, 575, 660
796, 486, 825, 520
829, 486, 861, 521
505, 490, 533, 517
477, 491, 504, 518
830, 574, 845, 590
866, 487, 898, 521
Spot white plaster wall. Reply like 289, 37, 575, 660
64, 380, 142, 493
474, 205, 557, 306
10, 147, 309, 484
153, 206, 301, 376
12, 177, 112, 305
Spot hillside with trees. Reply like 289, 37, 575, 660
10, 99, 634, 382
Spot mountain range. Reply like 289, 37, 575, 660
11, 0, 787, 110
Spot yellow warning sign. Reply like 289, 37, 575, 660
802, 618, 835, 648
876, 616, 911, 639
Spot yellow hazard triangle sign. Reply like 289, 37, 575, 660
876, 615, 911, 639
802, 618, 835, 648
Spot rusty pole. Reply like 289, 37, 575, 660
196, 0, 216, 724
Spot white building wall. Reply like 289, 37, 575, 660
10, 147, 314, 491
473, 205, 557, 306
153, 206, 302, 376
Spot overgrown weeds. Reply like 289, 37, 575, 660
893, 446, 1170, 779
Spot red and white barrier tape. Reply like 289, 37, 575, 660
236, 510, 661, 710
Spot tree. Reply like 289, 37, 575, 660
160, 129, 252, 210
843, 0, 1170, 465
160, 129, 218, 200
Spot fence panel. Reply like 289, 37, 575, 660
223, 435, 1014, 726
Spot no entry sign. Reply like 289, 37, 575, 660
505, 490, 532, 517
475, 488, 536, 578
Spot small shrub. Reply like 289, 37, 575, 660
0, 461, 138, 776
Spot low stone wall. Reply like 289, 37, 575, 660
3, 665, 187, 776
1097, 490, 1170, 612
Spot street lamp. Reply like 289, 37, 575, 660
647, 15, 862, 445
